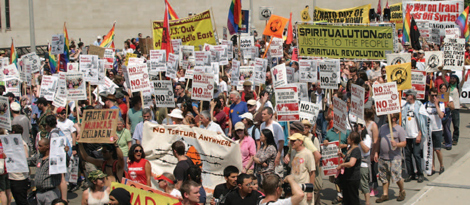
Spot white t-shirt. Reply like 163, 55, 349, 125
360, 134, 372, 168
259, 198, 292, 205
425, 101, 445, 131
170, 188, 182, 198
405, 103, 427, 138
256, 100, 273, 110
57, 119, 77, 145
215, 80, 228, 98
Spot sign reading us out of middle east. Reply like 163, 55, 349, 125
386, 62, 412, 90
297, 24, 393, 59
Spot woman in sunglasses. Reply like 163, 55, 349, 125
126, 144, 151, 186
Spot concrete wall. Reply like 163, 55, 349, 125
0, 0, 402, 49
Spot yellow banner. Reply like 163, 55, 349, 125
297, 24, 394, 59
386, 63, 412, 90
152, 10, 216, 51
301, 7, 311, 22
111, 182, 180, 205
314, 4, 371, 23
386, 3, 403, 31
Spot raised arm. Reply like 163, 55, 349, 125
78, 143, 103, 168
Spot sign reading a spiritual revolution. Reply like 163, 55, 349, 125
314, 4, 371, 23
297, 24, 393, 59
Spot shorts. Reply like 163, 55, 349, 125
432, 131, 443, 150
0, 174, 10, 191
360, 167, 370, 194
378, 158, 402, 184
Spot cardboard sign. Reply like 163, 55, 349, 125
443, 38, 465, 71
269, 37, 283, 58
275, 86, 299, 122
66, 72, 87, 100
411, 71, 426, 100
386, 53, 411, 65
88, 45, 106, 58
319, 60, 340, 89
322, 141, 341, 176
192, 74, 214, 101
153, 80, 175, 108
299, 60, 317, 83
51, 34, 65, 55
386, 62, 412, 90
425, 51, 444, 72
139, 38, 154, 55
254, 58, 268, 85
437, 92, 450, 102
333, 97, 347, 133
0, 97, 11, 130
78, 109, 119, 144
127, 63, 150, 92
350, 84, 365, 120
299, 101, 320, 125
372, 82, 400, 116
272, 64, 287, 88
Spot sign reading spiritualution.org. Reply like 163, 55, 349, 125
297, 24, 394, 59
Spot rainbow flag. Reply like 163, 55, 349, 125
10, 39, 17, 65
227, 0, 242, 35
456, 6, 470, 42
63, 22, 70, 62
166, 0, 178, 20
48, 43, 58, 73
100, 22, 115, 48
402, 9, 411, 45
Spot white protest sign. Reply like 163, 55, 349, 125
66, 72, 87, 100
39, 75, 58, 101
149, 50, 167, 74
322, 141, 341, 176
52, 86, 67, 108
425, 51, 444, 72
69, 155, 80, 183
275, 86, 299, 122
97, 59, 107, 85
350, 84, 365, 120
192, 74, 214, 101
272, 63, 287, 88
259, 6, 273, 20
292, 83, 309, 102
67, 62, 79, 73
0, 134, 28, 173
0, 97, 11, 130
299, 60, 317, 83
372, 82, 400, 116
79, 55, 99, 84
127, 57, 144, 66
269, 37, 283, 58
443, 38, 465, 71
319, 60, 340, 89
49, 136, 68, 174
23, 52, 41, 73
171, 39, 182, 55
430, 28, 441, 45
211, 62, 220, 85
240, 35, 254, 48
221, 40, 233, 60
299, 101, 320, 125
237, 66, 254, 90
386, 53, 411, 65
153, 80, 175, 108
223, 27, 228, 40
212, 45, 229, 65
1, 64, 20, 79
180, 45, 195, 69
411, 70, 427, 100
333, 97, 347, 133
195, 51, 211, 67
142, 83, 154, 109
445, 28, 460, 39
98, 76, 119, 97
4, 77, 20, 97
127, 63, 150, 92
166, 53, 179, 79
286, 67, 296, 84
460, 69, 470, 104
231, 60, 240, 86
254, 58, 268, 85
51, 34, 65, 55
103, 48, 115, 63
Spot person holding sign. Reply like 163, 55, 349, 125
374, 113, 407, 203
78, 141, 125, 183
424, 88, 446, 175
336, 132, 362, 205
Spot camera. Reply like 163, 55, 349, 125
282, 183, 314, 195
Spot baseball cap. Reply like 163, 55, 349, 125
234, 122, 245, 131
56, 107, 66, 114
288, 133, 305, 141
243, 81, 252, 86
247, 99, 257, 106
404, 42, 411, 46
10, 102, 20, 112
97, 36, 102, 39
418, 50, 424, 54
240, 113, 253, 121
3, 92, 14, 98
290, 121, 305, 132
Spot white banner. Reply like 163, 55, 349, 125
153, 80, 175, 108
350, 84, 364, 121
299, 101, 320, 125
372, 82, 400, 116
425, 51, 444, 72
0, 97, 11, 130
39, 75, 58, 101
142, 123, 242, 189
319, 60, 340, 90
49, 136, 67, 174
66, 72, 87, 101
386, 53, 411, 65
0, 134, 28, 173
443, 38, 465, 71
299, 60, 317, 83
192, 74, 214, 101
333, 97, 347, 133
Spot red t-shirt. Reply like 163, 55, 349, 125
214, 111, 227, 130
126, 159, 148, 185
130, 44, 136, 50
0, 142, 5, 175
434, 75, 450, 90
119, 103, 128, 119
241, 91, 257, 102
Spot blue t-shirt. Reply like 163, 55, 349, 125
229, 101, 248, 126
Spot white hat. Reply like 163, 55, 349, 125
240, 112, 253, 121
97, 36, 102, 39
10, 102, 21, 112
235, 122, 245, 131
168, 109, 184, 119
247, 99, 257, 106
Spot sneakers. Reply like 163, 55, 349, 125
370, 188, 378, 197
404, 175, 415, 182
452, 141, 458, 146
439, 167, 445, 175
376, 195, 389, 203
418, 175, 424, 183
397, 190, 406, 201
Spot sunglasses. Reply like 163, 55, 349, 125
134, 149, 143, 153
431, 94, 438, 97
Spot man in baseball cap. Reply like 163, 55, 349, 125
241, 81, 257, 102
284, 121, 321, 167
288, 132, 316, 204
3, 92, 16, 104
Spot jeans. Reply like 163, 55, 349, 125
451, 109, 460, 143
443, 116, 453, 148
10, 179, 30, 205
405, 138, 423, 177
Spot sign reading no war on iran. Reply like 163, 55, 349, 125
152, 10, 216, 51
297, 24, 394, 59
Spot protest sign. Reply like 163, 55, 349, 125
460, 78, 470, 104
386, 53, 411, 65
179, 45, 195, 69
52, 86, 67, 108
231, 60, 240, 86
299, 101, 320, 125
372, 82, 400, 116
259, 6, 273, 20
98, 76, 119, 97
318, 60, 340, 89
49, 136, 68, 174
430, 28, 441, 45
443, 38, 465, 71
69, 156, 80, 183
103, 48, 115, 63
269, 37, 284, 58
142, 123, 242, 189
292, 83, 309, 102
1, 64, 20, 79
124, 53, 137, 66
0, 97, 10, 130
301, 6, 311, 22
403, 1, 463, 36
66, 72, 87, 100
153, 80, 175, 107
410, 71, 427, 100
263, 15, 288, 39
194, 51, 211, 67
112, 182, 179, 205
254, 58, 268, 85
240, 35, 254, 49
275, 86, 299, 121
4, 77, 20, 97
67, 62, 79, 73
78, 109, 119, 144
211, 62, 220, 85
121, 178, 179, 200
237, 66, 254, 90
438, 92, 450, 102
23, 52, 41, 73
299, 60, 317, 83
152, 10, 216, 51
272, 64, 287, 88
127, 63, 150, 92
333, 97, 347, 133
223, 26, 228, 40
387, 3, 403, 31
97, 59, 107, 85
0, 134, 28, 173
221, 40, 233, 59
166, 53, 179, 79
142, 83, 154, 109
213, 45, 229, 65
297, 24, 394, 59
286, 67, 295, 84
170, 39, 182, 55
425, 51, 444, 72
39, 75, 58, 101
79, 55, 99, 84
139, 38, 153, 55
51, 34, 65, 55
314, 4, 371, 23
192, 74, 214, 101
350, 84, 365, 120
322, 141, 341, 176
445, 28, 460, 39
149, 50, 166, 74
127, 57, 144, 66
386, 62, 412, 90
88, 45, 106, 58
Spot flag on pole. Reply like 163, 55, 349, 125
402, 9, 411, 45
48, 43, 58, 74
286, 12, 293, 45
227, 0, 242, 35
10, 39, 17, 65
162, 0, 173, 59
455, 6, 470, 42
300, 6, 311, 22
377, 0, 382, 15
166, 0, 179, 20
263, 15, 289, 39
100, 22, 116, 48
386, 0, 389, 9
60, 22, 70, 72
410, 17, 421, 50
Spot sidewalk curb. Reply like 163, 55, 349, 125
406, 148, 470, 205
